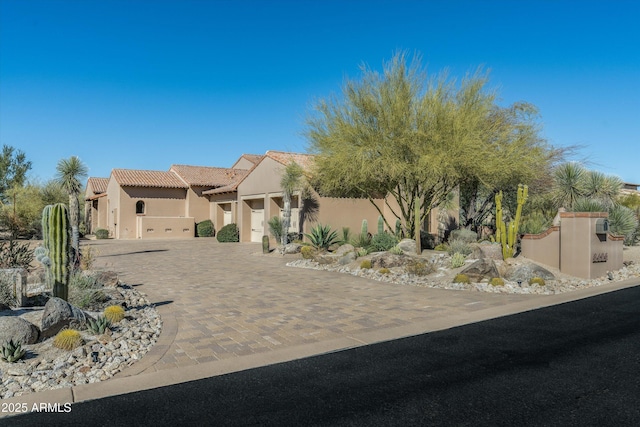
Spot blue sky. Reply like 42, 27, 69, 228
1, 0, 639, 185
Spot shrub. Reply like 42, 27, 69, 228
0, 272, 17, 308
300, 246, 315, 259
405, 259, 434, 276
1, 339, 26, 363
447, 239, 473, 256
434, 243, 449, 252
389, 245, 403, 255
79, 245, 98, 270
360, 260, 372, 269
520, 212, 551, 235
217, 223, 239, 243
420, 231, 435, 250
453, 273, 471, 284
528, 277, 546, 286
450, 252, 466, 268
304, 224, 339, 250
449, 229, 478, 244
53, 329, 83, 350
68, 271, 108, 309
196, 220, 215, 237
370, 232, 398, 252
87, 316, 111, 335
490, 277, 505, 287
267, 216, 285, 243
378, 267, 390, 274
0, 240, 34, 271
94, 229, 109, 239
104, 305, 125, 323
356, 247, 369, 257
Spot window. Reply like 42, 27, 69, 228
136, 201, 145, 215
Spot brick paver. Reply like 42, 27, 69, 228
90, 239, 540, 372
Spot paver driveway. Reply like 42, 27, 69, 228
89, 239, 540, 373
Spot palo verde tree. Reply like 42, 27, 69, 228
0, 145, 32, 200
306, 51, 546, 250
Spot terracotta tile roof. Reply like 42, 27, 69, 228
202, 183, 237, 195
264, 151, 315, 170
111, 169, 189, 188
239, 154, 264, 165
87, 177, 109, 194
170, 165, 248, 187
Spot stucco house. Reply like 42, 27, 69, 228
85, 150, 458, 243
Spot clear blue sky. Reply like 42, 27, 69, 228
1, 0, 639, 185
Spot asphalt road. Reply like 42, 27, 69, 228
7, 285, 640, 426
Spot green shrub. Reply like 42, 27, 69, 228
301, 246, 315, 259
304, 224, 339, 250
389, 245, 403, 255
0, 240, 34, 271
405, 259, 433, 276
360, 260, 372, 269
0, 271, 17, 308
267, 216, 285, 243
528, 277, 546, 286
94, 229, 109, 239
356, 247, 369, 257
217, 223, 239, 243
520, 212, 551, 235
453, 273, 471, 284
350, 232, 372, 250
378, 267, 390, 274
447, 239, 473, 256
450, 252, 466, 268
490, 277, 505, 287
196, 220, 214, 237
370, 232, 398, 252
434, 243, 449, 252
68, 271, 108, 309
449, 229, 478, 244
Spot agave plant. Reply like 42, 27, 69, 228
304, 224, 338, 250
1, 339, 26, 363
87, 316, 112, 335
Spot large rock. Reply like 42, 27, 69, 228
93, 270, 120, 288
470, 243, 504, 261
282, 243, 302, 254
370, 252, 407, 268
40, 297, 93, 339
504, 262, 556, 283
0, 316, 39, 345
460, 259, 500, 283
334, 244, 355, 256
397, 239, 417, 254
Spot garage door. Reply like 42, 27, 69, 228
250, 209, 264, 242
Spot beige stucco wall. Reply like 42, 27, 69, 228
207, 194, 237, 233
232, 157, 256, 170
186, 186, 212, 224
521, 227, 560, 269
136, 216, 195, 239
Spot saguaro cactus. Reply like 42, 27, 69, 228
361, 219, 368, 236
377, 215, 384, 235
42, 203, 71, 301
495, 184, 528, 259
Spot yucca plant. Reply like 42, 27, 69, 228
87, 316, 112, 335
304, 224, 338, 250
1, 339, 26, 363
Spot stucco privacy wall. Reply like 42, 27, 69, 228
521, 212, 623, 279
136, 216, 194, 239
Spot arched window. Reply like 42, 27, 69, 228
136, 201, 145, 215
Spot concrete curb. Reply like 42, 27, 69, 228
2, 277, 638, 419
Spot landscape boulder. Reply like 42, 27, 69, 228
397, 239, 417, 254
504, 262, 556, 283
282, 243, 302, 254
370, 252, 407, 269
460, 259, 500, 283
0, 316, 39, 345
40, 297, 94, 339
470, 243, 504, 261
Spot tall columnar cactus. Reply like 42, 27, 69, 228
42, 203, 71, 301
495, 184, 528, 259
361, 219, 368, 236
377, 215, 384, 235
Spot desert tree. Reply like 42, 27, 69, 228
306, 51, 547, 249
